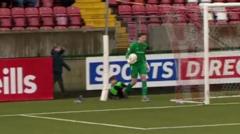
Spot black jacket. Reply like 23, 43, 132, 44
51, 50, 71, 74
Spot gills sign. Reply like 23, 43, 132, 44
86, 51, 240, 90
0, 57, 53, 102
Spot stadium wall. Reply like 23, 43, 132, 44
0, 29, 115, 58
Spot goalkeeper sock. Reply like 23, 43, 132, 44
142, 81, 148, 96
125, 84, 133, 94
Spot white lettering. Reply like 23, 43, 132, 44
95, 65, 103, 82
24, 75, 37, 94
186, 61, 201, 77
162, 62, 174, 79
151, 62, 162, 79
209, 60, 221, 76
109, 64, 121, 77
0, 67, 37, 95
223, 59, 235, 76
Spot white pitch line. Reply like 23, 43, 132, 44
146, 122, 240, 130
1, 102, 240, 118
0, 105, 200, 117
19, 114, 240, 131
20, 114, 145, 130
26, 104, 202, 116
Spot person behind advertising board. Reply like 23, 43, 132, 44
51, 46, 71, 94
109, 75, 128, 99
13, 0, 37, 7
125, 33, 150, 102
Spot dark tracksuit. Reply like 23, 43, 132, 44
51, 50, 71, 93
109, 82, 127, 99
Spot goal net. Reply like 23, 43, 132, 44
168, 3, 240, 104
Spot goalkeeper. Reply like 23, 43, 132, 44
109, 76, 128, 99
125, 33, 150, 102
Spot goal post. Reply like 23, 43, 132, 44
169, 2, 240, 105
203, 2, 240, 105
203, 4, 210, 105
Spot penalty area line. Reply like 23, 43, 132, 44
19, 114, 146, 130
146, 122, 240, 130
0, 102, 240, 118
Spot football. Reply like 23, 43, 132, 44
127, 53, 137, 64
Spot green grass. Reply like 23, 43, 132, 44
1, 95, 240, 134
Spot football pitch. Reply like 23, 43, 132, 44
1, 94, 240, 134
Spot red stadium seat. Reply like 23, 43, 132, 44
25, 8, 40, 29
186, 5, 201, 23
227, 7, 240, 24
54, 26, 67, 30
160, 0, 172, 4
118, 5, 132, 15
174, 6, 187, 23
12, 8, 26, 29
148, 15, 161, 23
53, 6, 68, 28
39, 7, 54, 29
135, 16, 147, 23
147, 0, 158, 4
159, 5, 174, 23
146, 4, 158, 15
121, 15, 133, 23
128, 25, 137, 41
139, 24, 147, 33
42, 0, 54, 7
67, 7, 81, 28
12, 27, 25, 31
226, 0, 238, 2
109, 0, 117, 6
0, 8, 11, 30
133, 0, 145, 4
174, 0, 185, 4
132, 5, 146, 15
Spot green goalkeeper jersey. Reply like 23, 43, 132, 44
126, 42, 148, 65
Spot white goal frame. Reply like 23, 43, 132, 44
202, 3, 240, 105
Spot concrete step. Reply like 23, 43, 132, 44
82, 14, 116, 19
79, 8, 112, 15
116, 33, 128, 39
74, 2, 105, 8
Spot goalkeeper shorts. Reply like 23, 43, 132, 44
130, 62, 147, 78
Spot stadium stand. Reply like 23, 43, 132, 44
108, 0, 240, 43
0, 0, 82, 31
67, 6, 82, 29
11, 7, 26, 30
0, 8, 11, 31
25, 7, 40, 30
39, 7, 54, 30
53, 6, 68, 29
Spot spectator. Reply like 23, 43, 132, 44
54, 0, 75, 7
51, 46, 71, 94
13, 0, 37, 7
0, 0, 11, 8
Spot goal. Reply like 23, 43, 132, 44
171, 2, 240, 105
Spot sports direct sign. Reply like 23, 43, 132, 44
0, 57, 53, 102
86, 51, 240, 90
